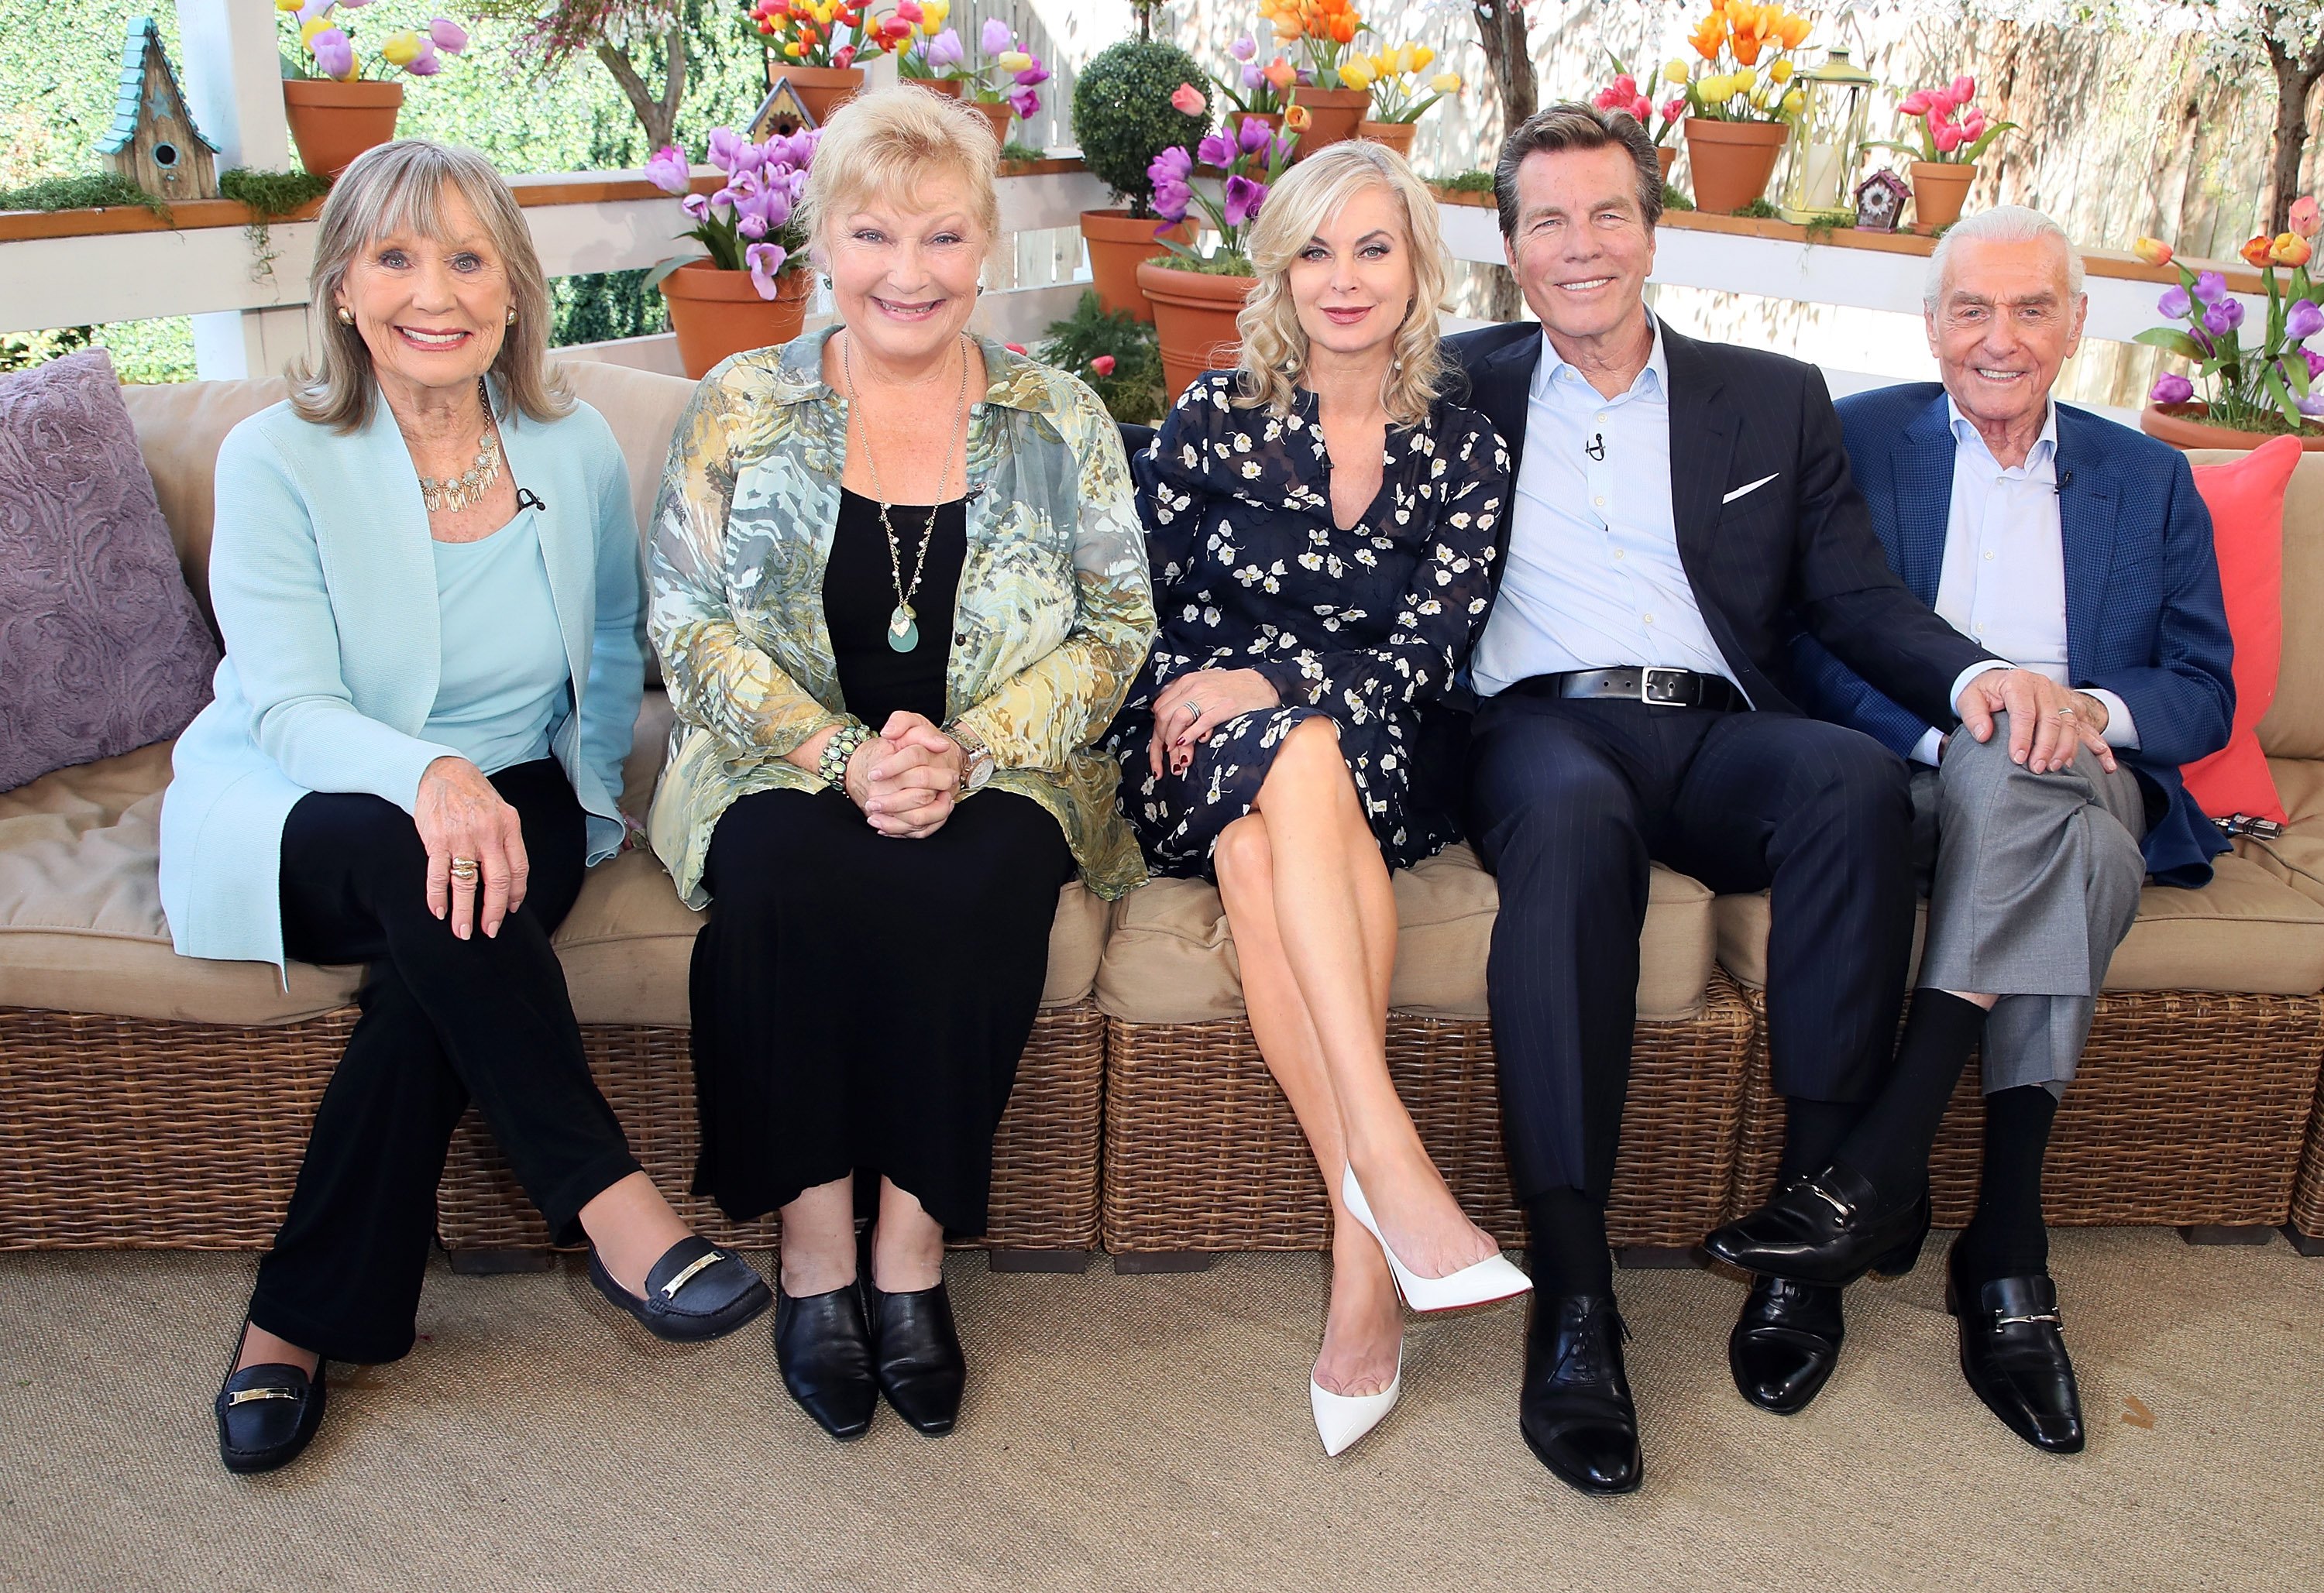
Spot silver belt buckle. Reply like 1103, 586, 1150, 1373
1640, 666, 1690, 705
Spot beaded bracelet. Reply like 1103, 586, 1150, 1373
817, 723, 869, 792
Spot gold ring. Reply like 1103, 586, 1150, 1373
449, 857, 480, 883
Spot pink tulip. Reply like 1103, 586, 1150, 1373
644, 145, 690, 195
1089, 354, 1117, 376
746, 242, 788, 300
1005, 343, 1029, 355
428, 19, 467, 53
404, 43, 442, 77
1898, 90, 1933, 117
1951, 74, 1975, 104
1933, 122, 1966, 154
1591, 88, 1619, 111
1961, 111, 1988, 139
308, 26, 354, 80
1612, 74, 1637, 97
1171, 82, 1206, 116
1632, 94, 1652, 120
2294, 196, 2322, 239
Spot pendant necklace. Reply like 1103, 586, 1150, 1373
843, 331, 971, 653
416, 376, 505, 513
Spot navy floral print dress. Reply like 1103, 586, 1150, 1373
1109, 370, 1511, 878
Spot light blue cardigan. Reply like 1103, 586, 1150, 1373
159, 381, 646, 971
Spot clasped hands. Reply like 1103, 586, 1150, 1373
1147, 668, 1281, 778
1954, 667, 2116, 775
842, 711, 965, 839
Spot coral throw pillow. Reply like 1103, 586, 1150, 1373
0, 350, 219, 792
2181, 434, 2300, 823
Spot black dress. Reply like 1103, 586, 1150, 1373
1107, 372, 1511, 877
689, 489, 1073, 1235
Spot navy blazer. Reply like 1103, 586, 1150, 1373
1444, 321, 1993, 726
1795, 382, 2235, 887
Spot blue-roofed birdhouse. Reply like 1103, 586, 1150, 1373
96, 18, 220, 201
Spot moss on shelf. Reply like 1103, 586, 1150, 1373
0, 170, 167, 218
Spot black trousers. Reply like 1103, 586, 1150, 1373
689, 786, 1072, 1237
1466, 693, 1916, 1203
246, 759, 640, 1365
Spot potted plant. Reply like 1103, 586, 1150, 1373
1591, 57, 1689, 182
277, 4, 472, 178
1869, 74, 2017, 231
1347, 42, 1461, 159
897, 1, 964, 95
947, 19, 1052, 145
745, 0, 914, 124
1214, 34, 1294, 146
1136, 116, 1296, 397
1071, 28, 1208, 320
1260, 0, 1373, 156
2135, 221, 2324, 451
1676, 2, 1811, 215
1039, 290, 1168, 425
645, 127, 818, 379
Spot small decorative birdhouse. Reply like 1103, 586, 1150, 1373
749, 80, 820, 142
1854, 170, 1912, 235
96, 18, 221, 201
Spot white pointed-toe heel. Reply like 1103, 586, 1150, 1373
1311, 1348, 1401, 1457
1341, 1165, 1533, 1313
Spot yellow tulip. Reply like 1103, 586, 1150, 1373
1734, 66, 1756, 91
997, 50, 1032, 72
1339, 57, 1376, 89
1782, 89, 1806, 114
1769, 58, 1793, 83
275, 0, 303, 12
380, 30, 425, 66
1429, 70, 1460, 92
923, 0, 948, 20
299, 16, 329, 45
1664, 59, 1690, 84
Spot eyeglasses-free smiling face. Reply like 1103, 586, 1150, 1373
1927, 233, 2086, 444
1504, 143, 1656, 353
824, 191, 986, 367
1285, 184, 1416, 364
335, 187, 511, 402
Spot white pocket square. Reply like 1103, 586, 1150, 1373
1721, 472, 1780, 505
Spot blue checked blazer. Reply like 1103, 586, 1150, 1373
1793, 383, 2234, 887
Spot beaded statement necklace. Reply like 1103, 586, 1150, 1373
841, 332, 971, 654
416, 377, 506, 514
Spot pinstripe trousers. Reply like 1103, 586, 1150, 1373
1466, 693, 1917, 1203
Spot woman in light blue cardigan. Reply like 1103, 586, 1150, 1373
160, 142, 768, 1478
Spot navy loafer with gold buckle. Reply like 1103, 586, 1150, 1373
589, 1234, 772, 1344
215, 1360, 327, 1475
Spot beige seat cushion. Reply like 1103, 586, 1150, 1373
2249, 757, 2324, 909
1095, 844, 1716, 1025
1714, 850, 2324, 997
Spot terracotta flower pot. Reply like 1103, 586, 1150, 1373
2140, 402, 2324, 453
282, 79, 404, 180
1139, 258, 1254, 400
773, 64, 866, 125
1081, 209, 1191, 321
1286, 85, 1371, 157
1655, 145, 1676, 184
967, 98, 1013, 148
1356, 121, 1417, 159
904, 76, 964, 99
659, 260, 814, 379
1683, 117, 1788, 215
1910, 160, 1977, 231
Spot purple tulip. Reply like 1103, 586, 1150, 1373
2192, 270, 2229, 305
2305, 348, 2324, 379
746, 242, 789, 300
1015, 60, 1050, 88
1222, 174, 1267, 228
982, 18, 1013, 56
2202, 299, 2245, 336
925, 27, 964, 70
1150, 146, 1193, 183
1198, 133, 1236, 167
1273, 133, 1298, 167
404, 45, 441, 77
309, 27, 354, 80
737, 211, 768, 240
1007, 84, 1041, 119
2156, 285, 2192, 319
2149, 373, 2195, 405
645, 145, 690, 196
681, 193, 710, 222
2291, 299, 2324, 340
428, 19, 468, 53
1237, 112, 1274, 155
1231, 35, 1257, 61
2301, 390, 2324, 419
1242, 63, 1264, 91
757, 185, 794, 230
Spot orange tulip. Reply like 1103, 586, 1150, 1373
2272, 232, 2314, 266
1733, 34, 1762, 65
1283, 102, 1312, 131
1263, 56, 1297, 90
2131, 236, 2174, 266
2241, 234, 2276, 269
1689, 15, 1726, 58
1777, 14, 1811, 47
1329, 15, 1356, 43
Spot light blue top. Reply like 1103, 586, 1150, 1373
425, 509, 568, 774
159, 381, 646, 972
1470, 315, 1740, 699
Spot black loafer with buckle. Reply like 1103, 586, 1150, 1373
590, 1234, 772, 1344
215, 1359, 327, 1475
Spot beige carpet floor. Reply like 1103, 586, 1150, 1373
2, 1230, 2321, 1591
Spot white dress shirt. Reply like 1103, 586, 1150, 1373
1911, 397, 2138, 763
1470, 317, 1741, 698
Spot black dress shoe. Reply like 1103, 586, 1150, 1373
1703, 1163, 1930, 1288
215, 1358, 327, 1475
863, 1270, 966, 1436
1519, 1293, 1642, 1496
774, 1278, 878, 1440
1729, 1274, 1844, 1415
1948, 1256, 2085, 1455
588, 1235, 772, 1344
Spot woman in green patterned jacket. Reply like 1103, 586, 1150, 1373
645, 90, 1156, 1443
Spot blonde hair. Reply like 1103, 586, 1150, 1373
1235, 139, 1449, 427
294, 139, 569, 432
799, 88, 1002, 256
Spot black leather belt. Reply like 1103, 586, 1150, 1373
1512, 667, 1747, 712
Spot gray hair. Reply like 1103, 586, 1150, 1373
1923, 204, 2085, 314
294, 139, 570, 433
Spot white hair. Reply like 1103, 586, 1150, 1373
1923, 204, 2085, 313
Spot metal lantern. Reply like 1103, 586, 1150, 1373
1777, 46, 1877, 225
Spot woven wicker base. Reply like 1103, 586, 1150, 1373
2286, 1062, 2324, 1247
0, 998, 1106, 1256
1728, 989, 2324, 1227
1100, 974, 1755, 1258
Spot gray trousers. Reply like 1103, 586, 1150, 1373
1912, 714, 2148, 1095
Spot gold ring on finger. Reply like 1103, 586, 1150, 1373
449, 857, 480, 883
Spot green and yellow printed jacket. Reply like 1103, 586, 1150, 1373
645, 326, 1157, 905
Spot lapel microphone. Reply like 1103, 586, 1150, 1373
2052, 469, 2072, 496
516, 488, 547, 513
1585, 432, 1606, 462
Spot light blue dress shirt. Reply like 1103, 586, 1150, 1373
1910, 397, 2138, 763
1470, 316, 1740, 699
423, 508, 570, 774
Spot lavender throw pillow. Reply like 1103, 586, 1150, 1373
0, 350, 220, 792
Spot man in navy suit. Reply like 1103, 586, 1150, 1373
1442, 105, 2100, 1496
1708, 206, 2233, 1454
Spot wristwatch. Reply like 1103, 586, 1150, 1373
945, 723, 995, 793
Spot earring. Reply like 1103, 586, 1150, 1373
505, 307, 517, 325
335, 307, 354, 325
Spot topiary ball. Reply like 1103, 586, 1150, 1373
1071, 39, 1209, 217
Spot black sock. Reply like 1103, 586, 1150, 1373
1953, 1086, 2058, 1283
1525, 1186, 1613, 1298
1832, 990, 1987, 1206
1779, 1097, 1861, 1186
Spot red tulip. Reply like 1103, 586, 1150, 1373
2241, 234, 2276, 268
1005, 343, 1029, 355
1089, 354, 1117, 376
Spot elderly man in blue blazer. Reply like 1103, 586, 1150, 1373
1708, 205, 2234, 1456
